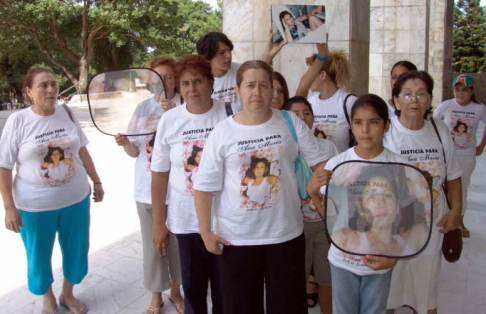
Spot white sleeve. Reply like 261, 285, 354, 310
290, 112, 327, 167
432, 102, 446, 120
194, 125, 225, 192
150, 115, 171, 173
480, 105, 486, 124
0, 115, 20, 170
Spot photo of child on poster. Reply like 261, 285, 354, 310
183, 140, 205, 194
240, 148, 281, 210
450, 119, 473, 149
271, 4, 326, 44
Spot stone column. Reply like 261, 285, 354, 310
223, 0, 370, 96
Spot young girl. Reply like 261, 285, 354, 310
283, 96, 338, 314
307, 94, 404, 313
433, 74, 486, 238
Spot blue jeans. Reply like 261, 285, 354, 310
330, 263, 392, 314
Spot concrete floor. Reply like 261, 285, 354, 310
0, 106, 485, 313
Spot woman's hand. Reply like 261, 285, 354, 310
262, 29, 287, 64
316, 32, 329, 58
5, 206, 22, 233
115, 134, 130, 147
476, 145, 485, 156
153, 223, 170, 257
200, 231, 230, 255
92, 183, 104, 202
437, 210, 461, 233
363, 255, 397, 271
161, 99, 176, 112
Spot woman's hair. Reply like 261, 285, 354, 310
272, 71, 290, 103
148, 133, 156, 148
174, 55, 214, 90
392, 70, 434, 119
146, 54, 176, 70
279, 11, 293, 30
245, 157, 271, 179
350, 94, 389, 123
453, 120, 468, 133
308, 50, 351, 89
236, 60, 273, 88
282, 96, 314, 116
44, 147, 65, 163
390, 60, 418, 74
23, 67, 55, 103
196, 32, 234, 61
314, 129, 326, 138
187, 146, 203, 166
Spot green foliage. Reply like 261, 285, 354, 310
453, 0, 486, 73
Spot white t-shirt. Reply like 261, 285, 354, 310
324, 147, 406, 276
0, 105, 90, 212
194, 109, 327, 246
212, 62, 241, 105
387, 99, 397, 119
308, 89, 357, 153
127, 93, 182, 204
384, 116, 462, 255
301, 138, 339, 222
151, 100, 228, 234
433, 99, 486, 156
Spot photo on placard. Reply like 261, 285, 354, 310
271, 4, 326, 44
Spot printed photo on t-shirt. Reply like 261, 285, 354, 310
313, 124, 334, 141
239, 147, 282, 211
449, 118, 473, 149
183, 140, 205, 194
39, 139, 76, 186
145, 133, 156, 171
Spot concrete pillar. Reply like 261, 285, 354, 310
223, 0, 370, 96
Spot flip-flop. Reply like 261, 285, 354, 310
169, 297, 185, 314
146, 301, 164, 314
59, 299, 88, 314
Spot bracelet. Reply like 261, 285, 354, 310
93, 182, 102, 185
315, 54, 328, 62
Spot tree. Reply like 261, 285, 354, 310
453, 0, 486, 73
0, 0, 222, 93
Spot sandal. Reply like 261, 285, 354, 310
59, 298, 88, 314
169, 297, 185, 314
146, 301, 164, 314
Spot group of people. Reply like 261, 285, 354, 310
0, 29, 484, 314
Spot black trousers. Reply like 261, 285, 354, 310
217, 233, 307, 314
175, 233, 223, 314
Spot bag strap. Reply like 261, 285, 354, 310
430, 117, 450, 199
343, 94, 355, 127
224, 102, 233, 117
282, 110, 298, 143
61, 103, 75, 123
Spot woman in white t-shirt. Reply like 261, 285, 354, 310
151, 55, 229, 314
114, 54, 184, 314
385, 71, 462, 314
433, 74, 486, 238
304, 49, 357, 153
0, 67, 104, 314
388, 61, 418, 119
194, 60, 329, 314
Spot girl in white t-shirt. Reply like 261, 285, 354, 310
194, 61, 329, 314
283, 96, 338, 313
307, 94, 401, 314
433, 74, 486, 238
114, 54, 184, 314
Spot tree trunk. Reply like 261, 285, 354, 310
78, 57, 89, 93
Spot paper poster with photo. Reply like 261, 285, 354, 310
449, 117, 474, 149
183, 140, 206, 194
271, 4, 326, 44
239, 147, 282, 211
38, 138, 77, 187
325, 161, 433, 258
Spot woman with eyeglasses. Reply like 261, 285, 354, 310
383, 71, 462, 314
115, 54, 184, 314
433, 74, 486, 238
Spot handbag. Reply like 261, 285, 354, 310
282, 110, 313, 200
430, 117, 462, 263
343, 94, 357, 148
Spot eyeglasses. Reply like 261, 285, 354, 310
398, 92, 430, 102
161, 75, 174, 81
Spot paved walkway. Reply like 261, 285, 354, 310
0, 107, 485, 313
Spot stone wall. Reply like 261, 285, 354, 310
223, 0, 370, 96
